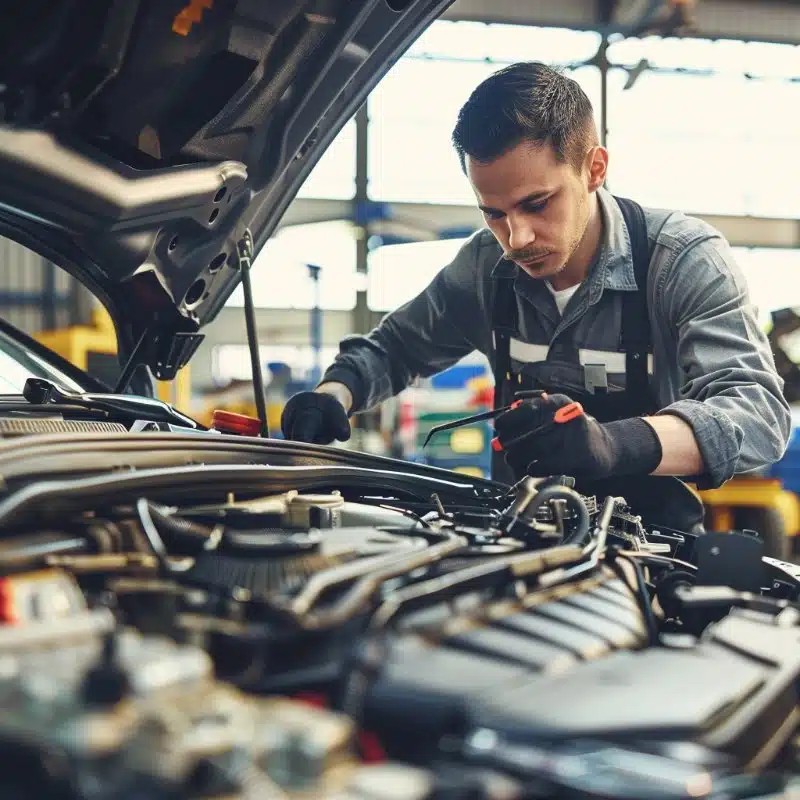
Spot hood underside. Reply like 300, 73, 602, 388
0, 0, 452, 377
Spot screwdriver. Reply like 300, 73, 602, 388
421, 390, 547, 449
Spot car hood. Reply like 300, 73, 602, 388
0, 0, 452, 378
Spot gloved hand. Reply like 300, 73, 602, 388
493, 393, 663, 481
280, 391, 351, 444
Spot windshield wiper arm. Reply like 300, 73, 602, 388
22, 378, 201, 430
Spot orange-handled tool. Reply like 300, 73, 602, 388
491, 401, 585, 452
421, 390, 547, 449
553, 402, 585, 424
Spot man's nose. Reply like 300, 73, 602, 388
507, 214, 535, 252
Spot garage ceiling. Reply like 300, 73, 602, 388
444, 0, 800, 44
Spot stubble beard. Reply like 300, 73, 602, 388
557, 194, 592, 278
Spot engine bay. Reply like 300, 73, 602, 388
0, 432, 797, 799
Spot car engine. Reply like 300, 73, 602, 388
0, 432, 797, 799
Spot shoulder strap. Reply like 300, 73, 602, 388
490, 267, 517, 411
613, 195, 651, 401
491, 198, 653, 410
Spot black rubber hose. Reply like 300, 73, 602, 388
524, 485, 591, 546
145, 502, 218, 555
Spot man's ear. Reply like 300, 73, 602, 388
585, 145, 608, 192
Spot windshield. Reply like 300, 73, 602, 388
0, 326, 89, 394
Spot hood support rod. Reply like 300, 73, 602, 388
113, 328, 150, 395
237, 230, 271, 438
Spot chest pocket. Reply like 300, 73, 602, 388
508, 335, 655, 392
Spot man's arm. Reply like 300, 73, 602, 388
647, 234, 791, 488
319, 232, 493, 414
315, 381, 354, 413
643, 414, 704, 476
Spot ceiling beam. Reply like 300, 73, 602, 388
280, 197, 800, 250
442, 0, 597, 28
442, 0, 800, 45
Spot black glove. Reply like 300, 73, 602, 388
280, 392, 351, 444
493, 393, 663, 481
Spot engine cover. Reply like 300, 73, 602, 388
354, 563, 800, 777
466, 608, 800, 764
353, 565, 649, 763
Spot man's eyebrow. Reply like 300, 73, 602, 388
478, 191, 553, 215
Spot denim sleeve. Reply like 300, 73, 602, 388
654, 236, 791, 489
321, 232, 491, 413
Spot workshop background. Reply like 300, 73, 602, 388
3, 0, 800, 551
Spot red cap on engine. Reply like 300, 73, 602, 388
211, 409, 262, 437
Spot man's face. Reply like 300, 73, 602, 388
466, 140, 602, 281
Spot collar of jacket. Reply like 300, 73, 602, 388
489, 187, 641, 302
596, 187, 639, 293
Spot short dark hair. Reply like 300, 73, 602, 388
451, 61, 597, 172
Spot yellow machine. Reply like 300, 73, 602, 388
699, 477, 800, 560
34, 307, 192, 412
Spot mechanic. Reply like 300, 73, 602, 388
281, 61, 791, 527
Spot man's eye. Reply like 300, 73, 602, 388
523, 199, 549, 213
482, 209, 503, 220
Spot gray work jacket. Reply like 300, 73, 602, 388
322, 188, 792, 489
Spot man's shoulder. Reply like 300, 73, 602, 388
639, 202, 725, 255
636, 201, 747, 311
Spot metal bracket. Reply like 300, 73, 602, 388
583, 364, 608, 395
115, 310, 204, 391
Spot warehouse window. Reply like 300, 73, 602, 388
226, 221, 357, 310
367, 238, 467, 312
608, 35, 799, 79
211, 344, 341, 386
296, 120, 356, 200
732, 247, 800, 327
605, 37, 800, 218
407, 20, 600, 63
368, 22, 602, 205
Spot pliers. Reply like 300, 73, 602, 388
421, 389, 583, 449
